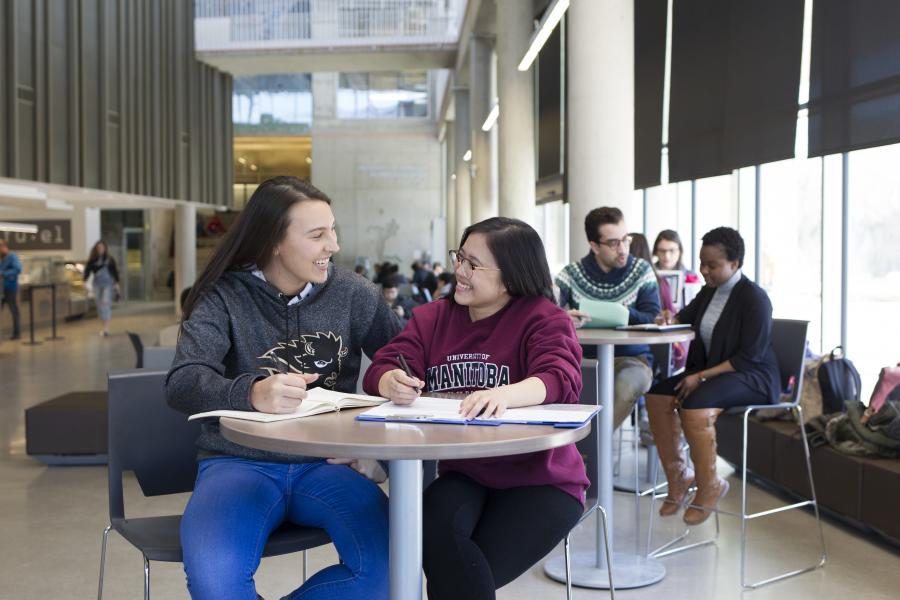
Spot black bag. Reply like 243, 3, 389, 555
817, 346, 862, 414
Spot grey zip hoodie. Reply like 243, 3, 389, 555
166, 265, 402, 463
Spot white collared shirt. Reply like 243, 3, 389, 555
251, 268, 312, 306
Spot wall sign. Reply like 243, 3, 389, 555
0, 220, 72, 250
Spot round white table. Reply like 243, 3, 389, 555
221, 405, 592, 600
544, 327, 695, 590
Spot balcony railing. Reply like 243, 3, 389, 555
195, 0, 467, 52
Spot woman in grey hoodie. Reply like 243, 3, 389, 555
167, 176, 400, 600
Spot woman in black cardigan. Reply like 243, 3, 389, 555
647, 227, 780, 525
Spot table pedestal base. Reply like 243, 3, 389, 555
544, 551, 666, 589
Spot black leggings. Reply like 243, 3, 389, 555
422, 471, 583, 600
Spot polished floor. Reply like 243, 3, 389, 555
1, 304, 898, 599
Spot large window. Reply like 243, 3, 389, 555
644, 181, 694, 270
758, 158, 823, 352
233, 74, 313, 135
337, 72, 429, 119
847, 144, 900, 399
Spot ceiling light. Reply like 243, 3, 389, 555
462, 149, 472, 162
237, 157, 248, 165
481, 102, 500, 131
305, 156, 313, 165
249, 164, 258, 172
518, 0, 569, 72
0, 221, 39, 233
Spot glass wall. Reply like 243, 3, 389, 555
847, 144, 900, 399
233, 74, 313, 135
758, 157, 823, 351
337, 71, 429, 119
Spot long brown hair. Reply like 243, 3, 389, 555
88, 240, 108, 264
182, 176, 331, 319
652, 229, 686, 271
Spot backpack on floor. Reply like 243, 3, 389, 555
868, 363, 900, 412
817, 346, 861, 414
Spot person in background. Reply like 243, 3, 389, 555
83, 241, 120, 337
555, 207, 660, 429
382, 275, 417, 323
167, 176, 399, 599
653, 229, 698, 281
364, 217, 588, 600
205, 213, 226, 235
432, 261, 445, 276
646, 227, 780, 525
630, 233, 686, 371
0, 239, 22, 340
434, 272, 455, 300
411, 260, 438, 300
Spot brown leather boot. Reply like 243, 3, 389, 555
646, 395, 694, 517
681, 408, 729, 525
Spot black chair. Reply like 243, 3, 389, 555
645, 319, 826, 589
97, 369, 331, 599
126, 331, 143, 369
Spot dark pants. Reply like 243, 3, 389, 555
649, 371, 770, 409
1, 289, 20, 338
422, 472, 583, 600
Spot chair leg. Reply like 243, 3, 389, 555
97, 525, 111, 600
564, 535, 572, 600
302, 549, 308, 582
597, 505, 615, 598
739, 406, 827, 588
143, 556, 150, 600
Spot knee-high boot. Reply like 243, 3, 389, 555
681, 408, 729, 525
646, 395, 694, 517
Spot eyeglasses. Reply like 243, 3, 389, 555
596, 235, 633, 250
449, 249, 501, 277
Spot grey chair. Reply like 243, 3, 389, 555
645, 318, 827, 589
98, 369, 331, 599
561, 358, 615, 599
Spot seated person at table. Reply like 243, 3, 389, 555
381, 275, 417, 324
364, 217, 589, 600
167, 176, 401, 600
555, 206, 660, 428
653, 228, 698, 280
646, 227, 780, 525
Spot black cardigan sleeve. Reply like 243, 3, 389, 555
729, 285, 774, 372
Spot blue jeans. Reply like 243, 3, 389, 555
181, 457, 389, 600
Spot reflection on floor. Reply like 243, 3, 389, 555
1, 303, 898, 599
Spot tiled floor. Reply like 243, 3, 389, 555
1, 303, 898, 599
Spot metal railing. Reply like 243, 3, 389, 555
195, 0, 467, 51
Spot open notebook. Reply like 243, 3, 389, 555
187, 387, 389, 423
357, 397, 599, 428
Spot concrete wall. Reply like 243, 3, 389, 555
311, 74, 443, 271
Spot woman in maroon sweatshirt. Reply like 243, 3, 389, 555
363, 217, 589, 600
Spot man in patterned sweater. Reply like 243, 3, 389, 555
555, 206, 660, 429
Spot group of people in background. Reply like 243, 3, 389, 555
164, 174, 782, 600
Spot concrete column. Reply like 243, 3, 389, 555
469, 35, 495, 224
445, 123, 457, 250
453, 87, 472, 242
174, 203, 197, 315
496, 0, 537, 225
567, 0, 638, 263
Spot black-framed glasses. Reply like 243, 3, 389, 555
596, 235, 633, 250
448, 249, 501, 277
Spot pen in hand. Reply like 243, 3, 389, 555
397, 354, 423, 394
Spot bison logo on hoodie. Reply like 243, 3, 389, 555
260, 332, 349, 389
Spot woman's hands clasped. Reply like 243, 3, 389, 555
250, 372, 320, 414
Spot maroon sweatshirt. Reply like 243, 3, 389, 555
363, 295, 590, 504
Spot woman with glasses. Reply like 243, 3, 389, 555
363, 217, 588, 600
646, 227, 780, 525
167, 176, 400, 600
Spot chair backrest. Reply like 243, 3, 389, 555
770, 319, 809, 405
107, 369, 201, 521
577, 359, 600, 507
126, 331, 144, 369
143, 345, 176, 369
